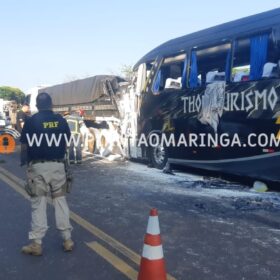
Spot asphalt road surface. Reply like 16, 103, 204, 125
0, 149, 280, 280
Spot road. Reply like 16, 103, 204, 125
0, 149, 280, 280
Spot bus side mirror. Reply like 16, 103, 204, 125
136, 64, 147, 94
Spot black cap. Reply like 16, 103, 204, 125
36, 92, 52, 110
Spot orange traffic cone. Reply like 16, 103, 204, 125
138, 208, 167, 280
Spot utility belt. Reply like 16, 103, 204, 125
25, 158, 73, 198
25, 183, 69, 199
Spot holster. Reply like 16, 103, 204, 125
53, 169, 72, 198
62, 151, 73, 194
65, 170, 73, 193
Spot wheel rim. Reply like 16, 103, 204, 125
153, 145, 166, 166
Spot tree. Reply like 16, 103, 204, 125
120, 64, 134, 82
0, 86, 25, 104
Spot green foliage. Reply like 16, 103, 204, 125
232, 65, 250, 75
120, 64, 134, 81
0, 86, 25, 104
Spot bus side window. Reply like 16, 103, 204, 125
232, 33, 279, 82
264, 29, 280, 78
152, 53, 186, 95
189, 43, 231, 89
232, 38, 250, 82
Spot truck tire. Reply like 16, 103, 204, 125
88, 128, 96, 154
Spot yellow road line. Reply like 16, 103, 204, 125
0, 166, 26, 185
0, 166, 141, 265
70, 211, 141, 265
86, 241, 138, 280
0, 167, 176, 280
0, 171, 30, 200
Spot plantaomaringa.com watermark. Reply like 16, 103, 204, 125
138, 133, 280, 148
24, 133, 81, 148
0, 133, 81, 154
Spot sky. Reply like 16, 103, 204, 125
0, 1, 279, 92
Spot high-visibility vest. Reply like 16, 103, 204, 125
65, 115, 83, 135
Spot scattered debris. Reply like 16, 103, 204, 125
251, 181, 268, 193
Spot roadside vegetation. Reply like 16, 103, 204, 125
0, 86, 25, 104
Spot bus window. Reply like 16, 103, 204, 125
232, 33, 279, 82
152, 53, 186, 94
189, 43, 231, 88
263, 30, 280, 78
233, 37, 252, 82
272, 27, 280, 60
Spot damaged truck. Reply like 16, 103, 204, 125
34, 75, 129, 157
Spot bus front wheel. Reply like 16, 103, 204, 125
150, 144, 168, 170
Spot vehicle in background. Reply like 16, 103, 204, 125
0, 100, 17, 129
0, 99, 5, 128
0, 99, 17, 138
122, 8, 280, 183
0, 98, 4, 114
25, 86, 47, 115
0, 112, 6, 128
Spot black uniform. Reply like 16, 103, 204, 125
20, 110, 71, 163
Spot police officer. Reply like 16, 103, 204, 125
20, 92, 74, 256
78, 109, 90, 152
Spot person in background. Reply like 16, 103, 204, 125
78, 109, 90, 152
16, 103, 30, 133
64, 111, 83, 164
